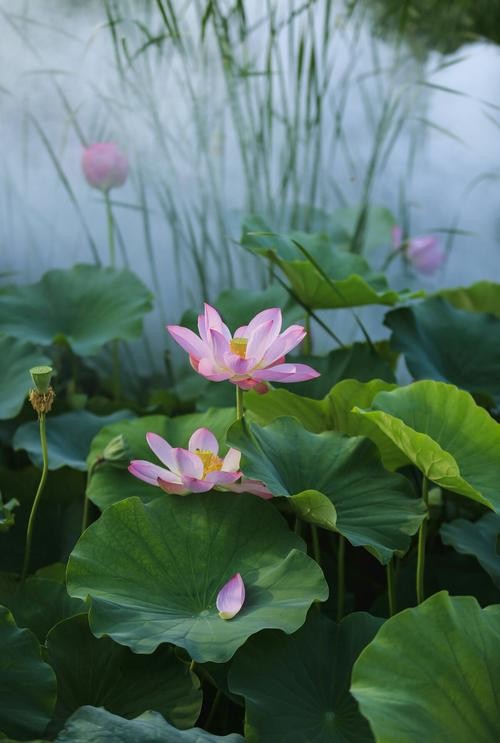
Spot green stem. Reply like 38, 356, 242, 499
21, 414, 49, 582
386, 559, 396, 617
302, 313, 312, 355
293, 517, 302, 537
111, 339, 121, 401
104, 190, 115, 267
416, 476, 429, 605
236, 386, 244, 420
205, 689, 222, 730
336, 534, 345, 622
310, 524, 321, 565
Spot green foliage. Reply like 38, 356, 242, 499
441, 513, 500, 588
229, 611, 382, 742
0, 606, 56, 740
352, 592, 500, 743
353, 380, 500, 511
13, 410, 135, 471
67, 493, 327, 662
228, 417, 425, 563
0, 336, 51, 420
0, 266, 153, 356
46, 614, 202, 732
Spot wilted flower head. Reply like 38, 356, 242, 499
217, 573, 245, 619
392, 226, 444, 276
128, 427, 271, 498
167, 304, 319, 392
81, 142, 128, 192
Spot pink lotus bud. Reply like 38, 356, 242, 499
407, 235, 445, 275
216, 573, 245, 620
81, 142, 128, 192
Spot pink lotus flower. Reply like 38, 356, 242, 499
217, 573, 245, 619
392, 226, 444, 275
81, 142, 128, 192
167, 304, 319, 391
128, 427, 272, 498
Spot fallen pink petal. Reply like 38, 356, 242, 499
216, 573, 246, 620
167, 304, 320, 390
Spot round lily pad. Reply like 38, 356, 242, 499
0, 335, 51, 420
229, 611, 383, 742
351, 592, 500, 743
46, 614, 202, 731
67, 493, 328, 662
227, 417, 425, 563
352, 380, 500, 512
0, 605, 56, 740
0, 265, 153, 356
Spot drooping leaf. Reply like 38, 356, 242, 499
352, 592, 500, 743
227, 417, 424, 563
67, 493, 327, 663
229, 611, 383, 743
441, 513, 500, 588
0, 265, 153, 356
242, 216, 418, 310
86, 409, 236, 510
353, 381, 500, 512
437, 281, 500, 316
0, 335, 51, 420
46, 614, 202, 732
55, 707, 244, 743
13, 410, 135, 471
0, 606, 56, 740
0, 574, 85, 642
386, 297, 500, 404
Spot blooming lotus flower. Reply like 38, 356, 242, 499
81, 142, 128, 192
217, 573, 245, 619
167, 304, 320, 391
392, 226, 444, 275
128, 427, 272, 498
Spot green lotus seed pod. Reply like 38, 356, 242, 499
30, 365, 54, 394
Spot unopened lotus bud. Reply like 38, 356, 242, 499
81, 142, 128, 192
103, 434, 131, 466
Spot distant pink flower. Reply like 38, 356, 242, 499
81, 142, 128, 192
167, 304, 320, 392
217, 573, 245, 619
128, 427, 272, 498
392, 226, 444, 275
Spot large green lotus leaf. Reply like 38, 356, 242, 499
66, 493, 327, 662
55, 707, 243, 743
385, 297, 500, 404
227, 417, 425, 563
86, 409, 236, 510
273, 342, 396, 400
0, 467, 84, 575
0, 606, 57, 740
441, 513, 500, 588
46, 614, 202, 732
245, 388, 326, 432
0, 574, 85, 642
13, 410, 135, 471
353, 381, 500, 511
241, 216, 417, 309
0, 265, 153, 356
229, 611, 383, 743
0, 335, 52, 420
180, 285, 303, 334
437, 281, 500, 316
351, 592, 500, 743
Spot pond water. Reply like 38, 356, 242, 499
1, 0, 499, 361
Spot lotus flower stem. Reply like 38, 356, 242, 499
416, 477, 429, 604
236, 386, 244, 420
310, 524, 321, 565
293, 517, 302, 536
104, 190, 116, 267
205, 689, 222, 730
336, 534, 345, 622
302, 313, 312, 355
386, 560, 397, 617
21, 413, 49, 583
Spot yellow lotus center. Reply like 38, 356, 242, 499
230, 337, 248, 358
195, 449, 223, 478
